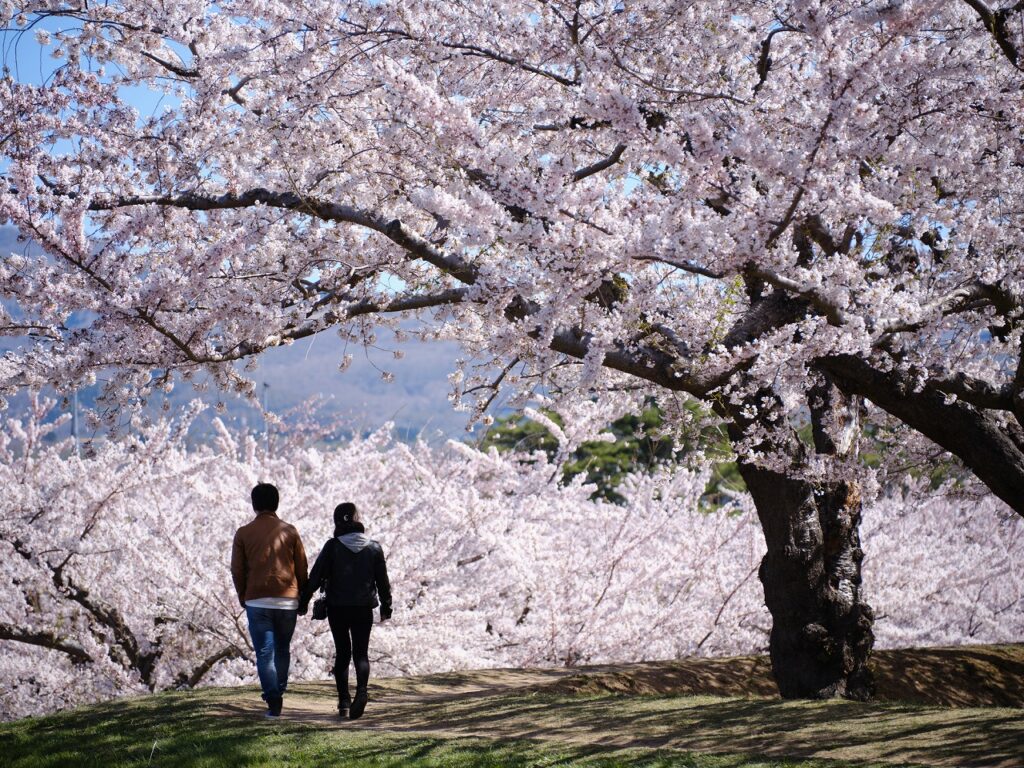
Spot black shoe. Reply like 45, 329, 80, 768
349, 689, 368, 720
267, 695, 283, 717
338, 697, 351, 718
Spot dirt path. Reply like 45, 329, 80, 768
213, 663, 1024, 767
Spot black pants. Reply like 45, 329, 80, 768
327, 606, 373, 702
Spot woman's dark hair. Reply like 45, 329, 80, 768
251, 483, 279, 512
334, 502, 358, 524
333, 502, 362, 536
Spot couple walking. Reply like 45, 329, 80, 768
230, 483, 392, 719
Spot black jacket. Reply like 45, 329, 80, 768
300, 526, 392, 618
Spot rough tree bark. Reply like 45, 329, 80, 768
727, 378, 875, 700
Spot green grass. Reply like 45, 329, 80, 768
0, 688, 837, 768
4, 646, 1024, 767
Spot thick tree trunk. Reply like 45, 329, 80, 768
734, 456, 875, 699
727, 380, 875, 700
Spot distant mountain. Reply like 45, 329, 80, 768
208, 326, 471, 440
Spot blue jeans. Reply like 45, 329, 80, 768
245, 606, 298, 701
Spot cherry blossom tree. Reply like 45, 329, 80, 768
2, 1, 1023, 698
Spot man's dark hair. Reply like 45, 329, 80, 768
251, 483, 279, 513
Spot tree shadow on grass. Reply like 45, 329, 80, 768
526, 695, 1024, 768
0, 690, 821, 768
313, 686, 1023, 768
622, 697, 1024, 767
0, 691, 262, 768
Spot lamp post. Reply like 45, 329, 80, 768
262, 382, 270, 455
71, 390, 79, 458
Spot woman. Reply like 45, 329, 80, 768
300, 502, 392, 719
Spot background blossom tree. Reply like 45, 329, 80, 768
1, 401, 1021, 721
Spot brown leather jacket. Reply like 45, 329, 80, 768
231, 511, 309, 606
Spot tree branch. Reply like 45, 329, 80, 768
542, 324, 738, 397
339, 21, 580, 86
175, 645, 244, 689
437, 40, 579, 86
927, 371, 1016, 411
744, 263, 848, 326
86, 188, 480, 285
571, 143, 626, 182
268, 287, 473, 351
139, 50, 198, 79
222, 75, 255, 107
1013, 346, 1024, 428
0, 622, 93, 665
753, 25, 801, 95
819, 354, 1024, 517
51, 564, 161, 688
878, 280, 1018, 334
963, 0, 1024, 70
84, 187, 746, 397
632, 255, 724, 280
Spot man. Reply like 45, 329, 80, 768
231, 482, 308, 717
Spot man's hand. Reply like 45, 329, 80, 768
297, 603, 308, 616
380, 608, 392, 622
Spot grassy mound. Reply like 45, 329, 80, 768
534, 643, 1024, 708
871, 645, 1024, 707
1, 644, 1021, 768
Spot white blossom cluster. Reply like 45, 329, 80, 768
0, 1, 1021, 491
1, 402, 1020, 720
